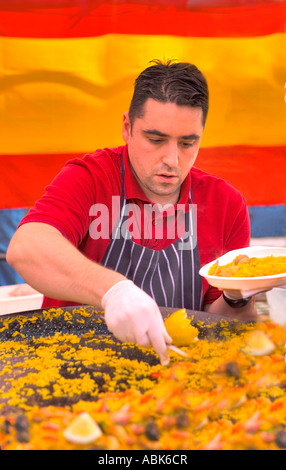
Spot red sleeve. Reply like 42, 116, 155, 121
18, 148, 122, 247
19, 159, 96, 246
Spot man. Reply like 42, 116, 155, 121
7, 60, 257, 366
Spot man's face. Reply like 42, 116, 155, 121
122, 98, 204, 204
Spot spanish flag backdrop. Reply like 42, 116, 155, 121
0, 0, 285, 236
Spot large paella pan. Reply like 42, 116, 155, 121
0, 305, 286, 450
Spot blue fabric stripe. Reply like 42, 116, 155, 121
248, 205, 286, 238
0, 208, 27, 285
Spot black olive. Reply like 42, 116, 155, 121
225, 361, 241, 379
145, 421, 160, 441
3, 419, 12, 435
275, 429, 286, 449
16, 430, 30, 443
15, 415, 30, 432
176, 412, 190, 429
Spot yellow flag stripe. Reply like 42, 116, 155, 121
0, 33, 285, 154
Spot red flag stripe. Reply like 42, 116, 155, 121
0, 2, 285, 38
1, 146, 285, 209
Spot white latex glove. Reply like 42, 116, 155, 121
101, 280, 172, 366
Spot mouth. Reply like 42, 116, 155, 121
156, 174, 178, 183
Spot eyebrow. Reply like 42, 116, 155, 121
142, 129, 201, 140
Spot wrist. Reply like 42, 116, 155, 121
222, 292, 252, 309
101, 279, 133, 308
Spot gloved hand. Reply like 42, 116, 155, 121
101, 280, 172, 366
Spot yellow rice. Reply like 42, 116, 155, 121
209, 255, 286, 277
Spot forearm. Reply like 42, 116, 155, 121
6, 222, 126, 307
204, 295, 258, 322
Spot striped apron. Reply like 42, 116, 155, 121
101, 158, 203, 310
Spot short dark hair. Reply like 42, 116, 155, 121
128, 59, 209, 129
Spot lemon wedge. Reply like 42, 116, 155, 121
164, 308, 199, 347
63, 412, 102, 445
243, 330, 275, 356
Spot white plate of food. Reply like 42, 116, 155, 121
199, 246, 286, 296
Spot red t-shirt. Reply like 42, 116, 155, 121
19, 145, 250, 308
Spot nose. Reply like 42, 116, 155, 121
161, 142, 179, 168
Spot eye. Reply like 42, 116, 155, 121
180, 141, 194, 148
149, 138, 165, 145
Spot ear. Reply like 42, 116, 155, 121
122, 112, 131, 144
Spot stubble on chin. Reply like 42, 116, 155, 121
144, 178, 181, 204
